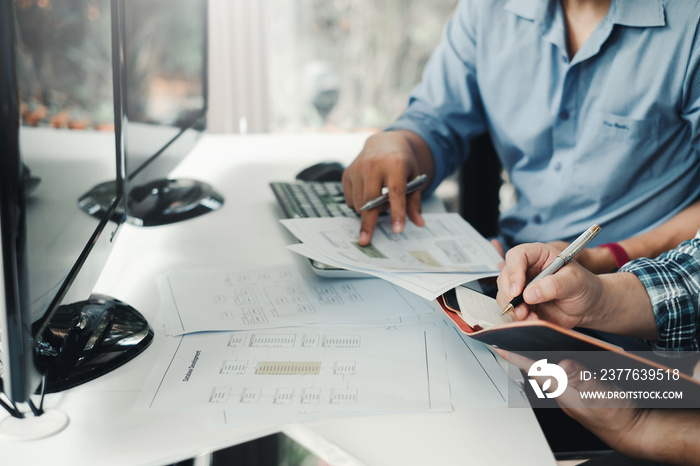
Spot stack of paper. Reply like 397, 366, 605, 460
137, 264, 461, 422
135, 261, 512, 427
281, 213, 503, 300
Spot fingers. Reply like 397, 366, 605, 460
343, 159, 384, 246
406, 191, 424, 228
358, 210, 380, 246
497, 243, 560, 298
525, 260, 597, 311
385, 166, 409, 234
342, 132, 426, 245
353, 177, 381, 245
496, 244, 545, 308
557, 359, 585, 389
555, 359, 629, 411
496, 243, 569, 321
523, 274, 566, 304
341, 168, 354, 207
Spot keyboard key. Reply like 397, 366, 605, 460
270, 181, 358, 219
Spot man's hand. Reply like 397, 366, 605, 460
558, 360, 700, 465
500, 351, 652, 460
342, 130, 432, 246
500, 350, 700, 464
495, 242, 605, 328
553, 359, 651, 455
495, 242, 657, 338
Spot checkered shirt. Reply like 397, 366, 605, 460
620, 231, 700, 352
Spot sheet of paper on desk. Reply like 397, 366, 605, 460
208, 319, 515, 428
161, 264, 437, 336
288, 242, 497, 301
281, 213, 503, 274
136, 325, 452, 416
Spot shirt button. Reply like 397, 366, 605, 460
561, 55, 568, 63
534, 215, 542, 224
554, 162, 562, 172
559, 110, 569, 120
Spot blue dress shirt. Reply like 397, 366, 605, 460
389, 0, 700, 247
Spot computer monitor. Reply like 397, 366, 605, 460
0, 0, 152, 439
81, 0, 223, 227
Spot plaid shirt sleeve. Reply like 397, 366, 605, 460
619, 231, 700, 353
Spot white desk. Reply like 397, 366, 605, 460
1, 131, 556, 465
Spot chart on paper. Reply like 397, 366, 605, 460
137, 325, 452, 415
162, 265, 436, 335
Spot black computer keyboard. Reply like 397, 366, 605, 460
270, 181, 358, 219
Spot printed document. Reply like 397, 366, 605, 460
137, 325, 452, 415
209, 318, 516, 427
281, 213, 503, 273
161, 265, 437, 336
288, 242, 497, 301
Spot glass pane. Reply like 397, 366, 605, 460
15, 0, 114, 130
266, 0, 458, 133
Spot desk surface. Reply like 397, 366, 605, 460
1, 130, 556, 466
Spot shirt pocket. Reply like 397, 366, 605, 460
596, 112, 659, 143
571, 111, 660, 204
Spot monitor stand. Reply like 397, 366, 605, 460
34, 293, 153, 394
0, 294, 152, 441
78, 178, 224, 227
0, 409, 69, 441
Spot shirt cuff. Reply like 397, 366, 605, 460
621, 257, 699, 353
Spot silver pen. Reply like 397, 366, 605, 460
501, 224, 602, 315
359, 174, 428, 212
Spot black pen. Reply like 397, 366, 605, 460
359, 174, 428, 212
502, 224, 601, 315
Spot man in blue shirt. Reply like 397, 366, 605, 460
342, 0, 700, 272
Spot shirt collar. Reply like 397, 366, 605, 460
503, 0, 561, 38
503, 0, 666, 28
609, 0, 665, 28
503, 0, 541, 22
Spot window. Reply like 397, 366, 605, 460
208, 0, 458, 133
14, 0, 459, 134
15, 0, 114, 130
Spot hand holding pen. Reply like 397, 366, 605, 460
341, 131, 433, 246
359, 174, 428, 211
346, 171, 428, 246
496, 225, 602, 325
